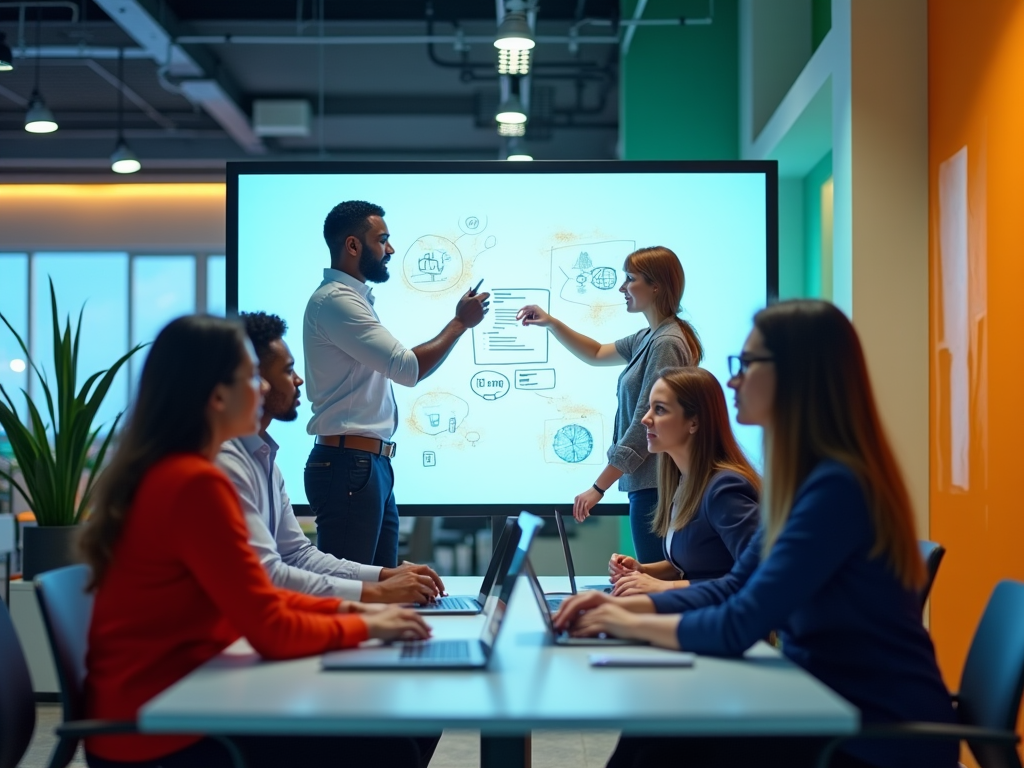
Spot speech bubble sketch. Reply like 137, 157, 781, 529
470, 370, 510, 401
551, 240, 635, 307
543, 416, 604, 465
459, 214, 488, 235
472, 288, 550, 366
410, 392, 470, 436
403, 235, 464, 293
514, 368, 556, 391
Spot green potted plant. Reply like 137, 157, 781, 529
0, 280, 142, 580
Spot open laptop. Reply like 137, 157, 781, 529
322, 512, 544, 670
523, 558, 643, 646
413, 517, 517, 615
546, 509, 614, 609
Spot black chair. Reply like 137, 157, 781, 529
0, 597, 36, 768
818, 579, 1024, 768
34, 564, 245, 768
919, 540, 947, 610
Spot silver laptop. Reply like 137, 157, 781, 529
546, 509, 614, 610
523, 558, 643, 646
322, 512, 544, 670
413, 518, 518, 615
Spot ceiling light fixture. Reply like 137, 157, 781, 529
0, 32, 13, 72
24, 90, 57, 132
110, 47, 140, 173
494, 10, 535, 54
506, 139, 533, 161
495, 92, 528, 126
24, 11, 56, 133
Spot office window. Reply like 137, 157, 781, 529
0, 254, 29, 426
33, 253, 129, 433
207, 255, 226, 315
131, 256, 196, 389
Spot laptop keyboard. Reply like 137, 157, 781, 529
421, 596, 478, 611
546, 597, 565, 611
399, 640, 471, 660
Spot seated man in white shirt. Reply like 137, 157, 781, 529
217, 311, 444, 604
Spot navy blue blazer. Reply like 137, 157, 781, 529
651, 460, 957, 768
663, 470, 759, 582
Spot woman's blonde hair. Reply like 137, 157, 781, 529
754, 300, 925, 589
623, 246, 703, 364
650, 367, 760, 537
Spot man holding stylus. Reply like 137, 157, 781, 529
303, 200, 490, 567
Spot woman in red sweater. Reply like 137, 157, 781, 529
79, 315, 436, 768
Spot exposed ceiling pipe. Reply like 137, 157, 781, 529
91, 0, 264, 154
172, 33, 619, 46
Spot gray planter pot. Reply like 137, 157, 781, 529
22, 525, 81, 581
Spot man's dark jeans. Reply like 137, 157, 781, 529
304, 444, 400, 567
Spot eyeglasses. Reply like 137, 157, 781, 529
727, 354, 774, 377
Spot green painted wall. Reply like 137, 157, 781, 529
812, 0, 832, 51
620, 0, 740, 160
802, 151, 833, 298
778, 178, 806, 300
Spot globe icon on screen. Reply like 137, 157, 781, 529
590, 267, 617, 290
552, 424, 594, 464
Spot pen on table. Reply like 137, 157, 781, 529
470, 278, 484, 296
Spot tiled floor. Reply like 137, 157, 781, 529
20, 704, 619, 768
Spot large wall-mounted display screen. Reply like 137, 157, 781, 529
230, 162, 778, 511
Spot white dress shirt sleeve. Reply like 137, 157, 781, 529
216, 447, 377, 601
319, 291, 420, 387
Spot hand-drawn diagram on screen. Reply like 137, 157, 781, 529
552, 240, 634, 307
514, 368, 555, 390
403, 235, 464, 292
409, 392, 470, 436
472, 289, 549, 366
470, 370, 510, 400
543, 416, 603, 465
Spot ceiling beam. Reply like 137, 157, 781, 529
91, 0, 265, 154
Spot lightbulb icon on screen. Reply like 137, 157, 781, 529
466, 431, 481, 447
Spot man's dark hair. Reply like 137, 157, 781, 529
240, 311, 287, 362
323, 200, 385, 259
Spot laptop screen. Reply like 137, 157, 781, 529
480, 512, 544, 652
477, 518, 518, 603
554, 510, 578, 595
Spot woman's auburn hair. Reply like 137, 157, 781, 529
623, 246, 703, 365
755, 300, 925, 589
650, 367, 760, 537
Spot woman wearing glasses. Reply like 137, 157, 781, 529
607, 366, 760, 596
554, 300, 956, 768
516, 246, 702, 562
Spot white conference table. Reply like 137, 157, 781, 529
139, 575, 859, 768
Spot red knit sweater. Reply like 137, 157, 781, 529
84, 454, 368, 762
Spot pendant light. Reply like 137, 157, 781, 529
24, 11, 56, 133
0, 32, 13, 72
110, 47, 140, 174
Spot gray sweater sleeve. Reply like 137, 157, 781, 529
607, 336, 693, 474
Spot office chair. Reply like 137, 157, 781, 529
919, 540, 946, 610
0, 597, 36, 768
817, 579, 1024, 768
35, 564, 245, 768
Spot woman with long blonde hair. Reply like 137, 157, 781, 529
554, 301, 956, 768
607, 367, 759, 596
516, 246, 702, 561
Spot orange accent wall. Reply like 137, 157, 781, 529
929, 0, 1024, 732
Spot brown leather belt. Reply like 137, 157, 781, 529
315, 434, 397, 459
